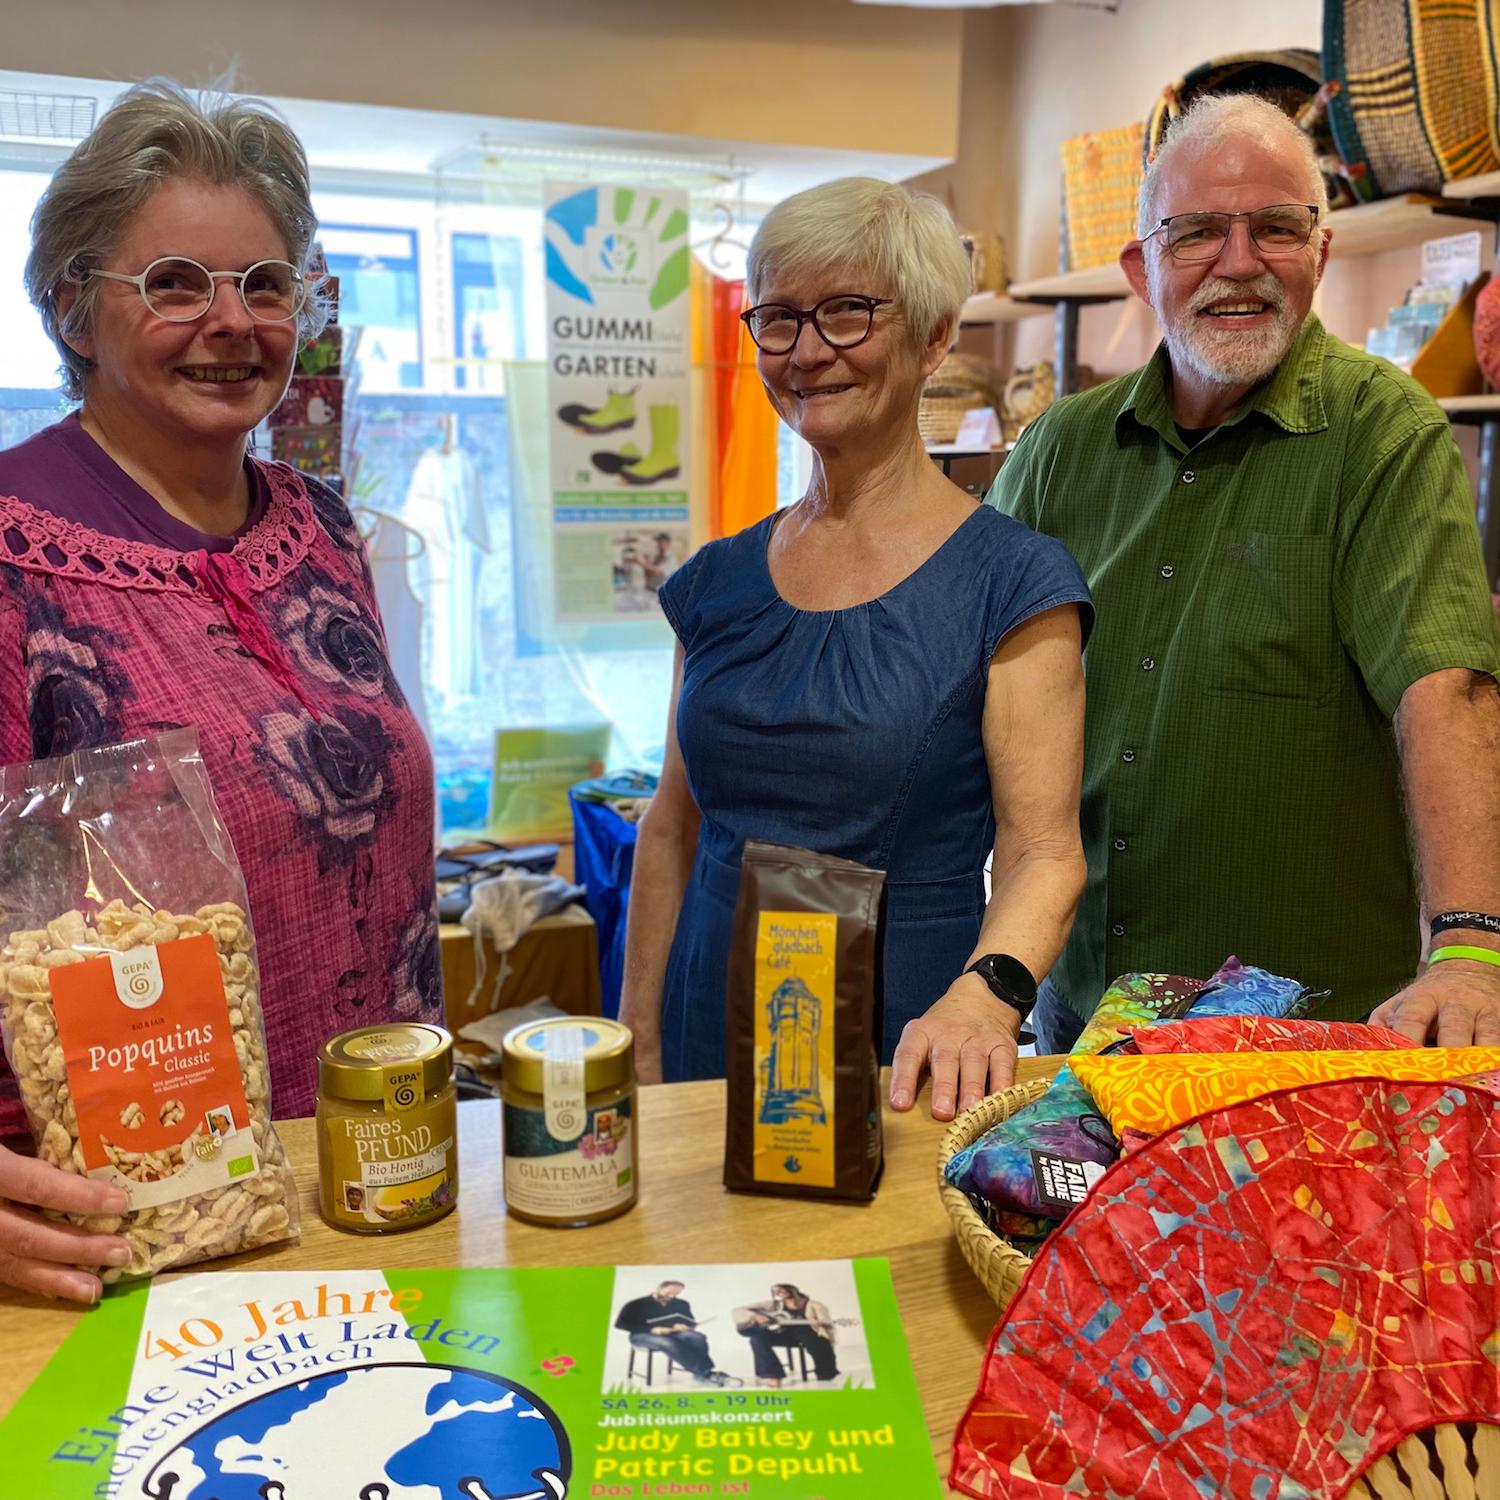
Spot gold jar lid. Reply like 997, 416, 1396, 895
502, 1017, 634, 1094
318, 1023, 454, 1103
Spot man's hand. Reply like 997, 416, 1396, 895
1370, 960, 1500, 1047
889, 973, 1021, 1121
0, 1144, 133, 1303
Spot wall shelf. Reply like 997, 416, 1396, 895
1439, 394, 1500, 419
958, 291, 1054, 326
1008, 264, 1129, 302
1442, 173, 1500, 201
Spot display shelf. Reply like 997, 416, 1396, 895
959, 290, 1054, 325
1438, 394, 1500, 419
1326, 193, 1453, 255
1008, 263, 1130, 302
1442, 173, 1500, 201
962, 292, 1053, 325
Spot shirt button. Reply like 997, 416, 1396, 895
1181, 470, 1196, 484
1141, 657, 1155, 672
1160, 564, 1174, 579
1122, 749, 1136, 763
1113, 838, 1127, 852
1111, 923, 1126, 937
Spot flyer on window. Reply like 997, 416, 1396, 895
1, 1258, 944, 1498
543, 180, 692, 625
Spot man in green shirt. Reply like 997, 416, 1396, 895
990, 93, 1500, 1049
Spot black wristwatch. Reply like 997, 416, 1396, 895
965, 954, 1039, 1020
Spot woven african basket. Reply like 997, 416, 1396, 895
937, 1077, 1050, 1309
1325, 0, 1500, 201
1144, 48, 1357, 208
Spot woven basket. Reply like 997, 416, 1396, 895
1325, 0, 1500, 200
918, 390, 985, 444
1060, 123, 1144, 272
937, 1077, 1051, 1309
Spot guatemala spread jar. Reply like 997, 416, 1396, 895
316, 1022, 458, 1233
500, 1016, 636, 1227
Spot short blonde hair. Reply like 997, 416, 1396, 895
26, 78, 329, 399
746, 177, 971, 347
1139, 93, 1329, 236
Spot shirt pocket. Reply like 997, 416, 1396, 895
1202, 534, 1338, 702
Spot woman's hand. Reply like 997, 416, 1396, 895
889, 972, 1021, 1121
0, 1142, 132, 1303
629, 1024, 664, 1086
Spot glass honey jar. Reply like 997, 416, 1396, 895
500, 1017, 636, 1227
316, 1022, 457, 1233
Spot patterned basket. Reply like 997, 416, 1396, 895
1325, 0, 1500, 201
920, 352, 1003, 444
937, 1077, 1050, 1309
1060, 123, 1144, 271
918, 391, 985, 444
1143, 49, 1357, 208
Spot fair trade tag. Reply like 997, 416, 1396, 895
1030, 1150, 1107, 1211
542, 1025, 586, 1143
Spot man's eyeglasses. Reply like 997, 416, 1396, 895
82, 256, 309, 323
1142, 204, 1320, 263
740, 294, 892, 354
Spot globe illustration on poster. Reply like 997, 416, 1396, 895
138, 1362, 570, 1499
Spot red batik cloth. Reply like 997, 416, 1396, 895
952, 1077, 1500, 1499
0, 462, 440, 1132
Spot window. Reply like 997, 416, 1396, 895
451, 232, 527, 392
320, 224, 423, 392
0, 166, 70, 439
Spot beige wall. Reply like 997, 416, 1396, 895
4, 0, 963, 159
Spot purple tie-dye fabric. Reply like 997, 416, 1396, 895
947, 959, 1313, 1229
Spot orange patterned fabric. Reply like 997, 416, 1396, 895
1073, 1047, 1500, 1136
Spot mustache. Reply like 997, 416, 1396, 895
1188, 274, 1287, 314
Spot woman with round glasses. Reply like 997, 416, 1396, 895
0, 82, 440, 1302
619, 177, 1093, 1121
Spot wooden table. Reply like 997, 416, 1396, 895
0, 1057, 1062, 1491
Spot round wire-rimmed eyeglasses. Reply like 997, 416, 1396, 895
740, 294, 893, 354
1141, 203, 1321, 263
81, 255, 309, 323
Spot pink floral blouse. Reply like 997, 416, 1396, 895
0, 461, 441, 1132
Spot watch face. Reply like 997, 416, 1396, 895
975, 954, 1038, 1016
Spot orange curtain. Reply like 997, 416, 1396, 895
706, 277, 779, 539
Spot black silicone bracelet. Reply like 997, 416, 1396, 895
1430, 910, 1500, 938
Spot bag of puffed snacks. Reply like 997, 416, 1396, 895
0, 729, 298, 1280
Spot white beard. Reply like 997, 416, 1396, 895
1151, 269, 1303, 389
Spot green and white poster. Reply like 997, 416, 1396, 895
543, 182, 692, 626
2, 1258, 944, 1498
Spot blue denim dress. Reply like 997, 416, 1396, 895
655, 504, 1092, 1080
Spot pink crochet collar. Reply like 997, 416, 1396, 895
0, 461, 318, 595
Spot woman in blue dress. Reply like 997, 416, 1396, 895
620, 178, 1093, 1121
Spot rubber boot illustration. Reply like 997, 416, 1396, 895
592, 442, 641, 475
557, 387, 636, 435
619, 404, 681, 486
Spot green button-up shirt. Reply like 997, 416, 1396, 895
990, 314, 1500, 1021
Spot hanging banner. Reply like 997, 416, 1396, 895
544, 182, 692, 625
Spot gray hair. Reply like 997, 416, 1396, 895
1138, 93, 1329, 237
26, 79, 329, 400
746, 177, 972, 348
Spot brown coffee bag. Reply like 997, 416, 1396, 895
724, 839, 885, 1201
